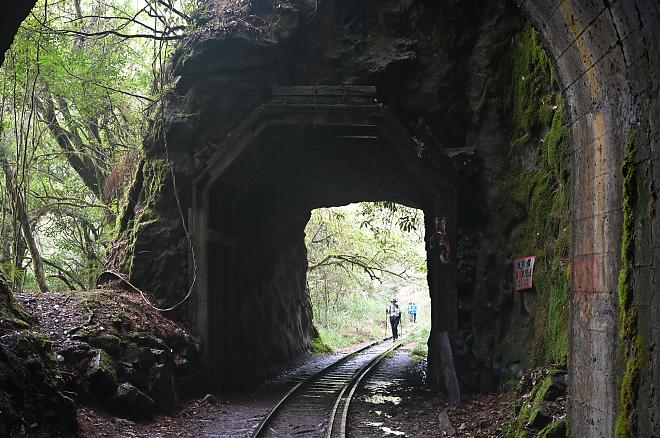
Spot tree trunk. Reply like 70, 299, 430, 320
1, 158, 49, 292
38, 92, 107, 199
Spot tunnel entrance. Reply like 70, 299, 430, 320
191, 86, 458, 390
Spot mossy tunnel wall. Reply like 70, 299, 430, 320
2, 0, 660, 436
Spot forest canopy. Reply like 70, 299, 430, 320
306, 202, 428, 348
0, 0, 197, 292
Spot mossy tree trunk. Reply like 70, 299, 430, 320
0, 153, 48, 293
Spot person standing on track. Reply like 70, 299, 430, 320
386, 298, 402, 340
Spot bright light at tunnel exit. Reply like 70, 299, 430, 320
304, 202, 431, 351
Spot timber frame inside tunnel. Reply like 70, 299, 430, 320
190, 86, 459, 390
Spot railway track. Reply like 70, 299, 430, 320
251, 338, 402, 437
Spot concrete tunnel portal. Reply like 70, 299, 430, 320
191, 86, 458, 390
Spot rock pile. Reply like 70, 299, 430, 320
0, 280, 77, 437
18, 289, 202, 422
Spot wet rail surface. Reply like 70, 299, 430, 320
251, 338, 402, 437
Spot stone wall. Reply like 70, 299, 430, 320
453, 23, 572, 391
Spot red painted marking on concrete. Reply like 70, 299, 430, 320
573, 255, 604, 294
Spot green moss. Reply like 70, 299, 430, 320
500, 26, 555, 151
511, 373, 566, 437
615, 135, 639, 438
542, 102, 567, 177
526, 376, 553, 425
117, 158, 170, 277
114, 159, 145, 235
97, 349, 118, 382
492, 24, 571, 368
311, 336, 332, 355
538, 420, 567, 438
0, 283, 30, 326
14, 331, 54, 354
5, 316, 29, 329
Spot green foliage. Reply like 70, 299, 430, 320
410, 325, 430, 362
305, 203, 428, 350
311, 336, 332, 355
0, 0, 196, 291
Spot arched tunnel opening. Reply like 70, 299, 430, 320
191, 88, 459, 390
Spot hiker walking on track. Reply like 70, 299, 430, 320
386, 298, 402, 340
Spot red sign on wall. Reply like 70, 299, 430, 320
514, 256, 536, 291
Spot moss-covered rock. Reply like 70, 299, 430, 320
86, 349, 118, 398
88, 333, 121, 355
511, 369, 567, 437
113, 382, 156, 421
457, 24, 571, 390
150, 363, 176, 413
0, 285, 78, 437
538, 420, 567, 438
129, 331, 168, 350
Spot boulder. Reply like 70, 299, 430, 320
150, 363, 176, 413
117, 360, 149, 391
113, 383, 155, 421
543, 373, 567, 400
86, 349, 117, 399
87, 334, 121, 355
527, 401, 553, 429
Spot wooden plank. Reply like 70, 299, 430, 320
272, 85, 376, 97
269, 96, 376, 106
207, 228, 239, 247
438, 331, 461, 406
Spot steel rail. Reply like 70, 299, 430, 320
326, 341, 403, 438
251, 338, 389, 437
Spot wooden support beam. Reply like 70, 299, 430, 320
272, 85, 376, 97
445, 146, 476, 157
